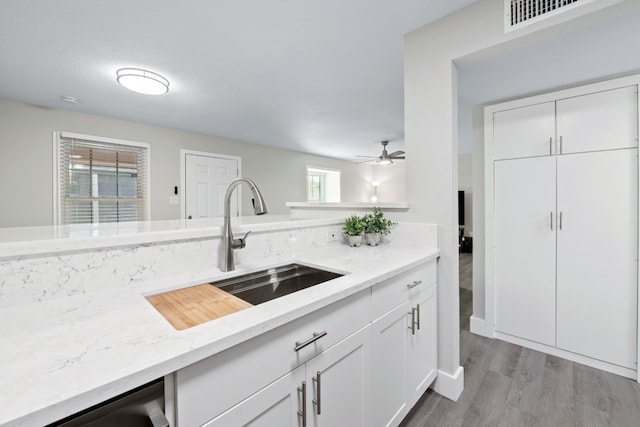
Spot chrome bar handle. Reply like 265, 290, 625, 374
559, 211, 563, 230
313, 371, 322, 415
550, 211, 553, 230
407, 280, 422, 289
559, 136, 563, 154
408, 308, 417, 335
294, 331, 327, 352
416, 303, 421, 330
298, 381, 307, 427
549, 137, 553, 156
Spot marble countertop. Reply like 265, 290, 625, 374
0, 236, 438, 426
0, 215, 344, 258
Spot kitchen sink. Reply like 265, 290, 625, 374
211, 263, 343, 305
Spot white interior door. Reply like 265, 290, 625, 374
556, 149, 638, 369
494, 156, 557, 346
185, 154, 238, 219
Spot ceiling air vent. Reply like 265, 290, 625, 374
505, 0, 595, 32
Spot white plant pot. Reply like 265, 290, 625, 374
347, 234, 363, 247
365, 232, 381, 246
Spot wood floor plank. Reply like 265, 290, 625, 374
506, 348, 547, 416
488, 338, 522, 378
536, 355, 575, 427
460, 370, 512, 427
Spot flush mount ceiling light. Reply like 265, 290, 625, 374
116, 68, 169, 95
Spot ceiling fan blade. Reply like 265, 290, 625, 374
389, 155, 405, 160
388, 151, 405, 157
355, 158, 377, 164
355, 155, 380, 158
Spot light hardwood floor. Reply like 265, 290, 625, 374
400, 253, 640, 427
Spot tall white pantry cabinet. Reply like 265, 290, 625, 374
484, 76, 640, 379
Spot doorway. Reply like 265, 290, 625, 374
180, 150, 240, 219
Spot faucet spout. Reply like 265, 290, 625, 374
222, 177, 269, 272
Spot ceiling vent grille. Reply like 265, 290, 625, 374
505, 0, 594, 31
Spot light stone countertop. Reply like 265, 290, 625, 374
0, 233, 438, 426
0, 215, 343, 258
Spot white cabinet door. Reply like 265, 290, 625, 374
493, 101, 556, 160
371, 301, 410, 427
203, 365, 305, 427
406, 284, 437, 406
556, 149, 638, 369
557, 85, 638, 154
494, 157, 557, 346
306, 325, 372, 427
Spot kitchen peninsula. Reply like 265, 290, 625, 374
0, 215, 438, 426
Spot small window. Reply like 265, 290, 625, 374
306, 167, 340, 203
55, 132, 150, 225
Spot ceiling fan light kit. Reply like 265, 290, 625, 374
116, 68, 169, 95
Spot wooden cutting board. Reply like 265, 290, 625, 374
146, 284, 253, 330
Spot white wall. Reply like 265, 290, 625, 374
0, 99, 404, 227
403, 0, 634, 400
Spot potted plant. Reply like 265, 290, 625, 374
342, 215, 365, 247
363, 207, 394, 246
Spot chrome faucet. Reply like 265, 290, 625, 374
222, 177, 269, 272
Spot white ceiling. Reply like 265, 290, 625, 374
457, 5, 640, 106
0, 0, 478, 161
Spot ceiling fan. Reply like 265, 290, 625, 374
356, 141, 405, 165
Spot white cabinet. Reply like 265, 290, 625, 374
205, 325, 371, 427
556, 86, 638, 154
174, 290, 370, 427
494, 156, 557, 346
556, 150, 638, 369
406, 284, 437, 401
493, 101, 555, 160
371, 262, 437, 427
305, 325, 372, 427
493, 85, 637, 160
371, 301, 410, 426
204, 365, 305, 427
173, 261, 438, 427
488, 77, 639, 375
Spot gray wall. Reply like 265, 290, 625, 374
0, 99, 400, 227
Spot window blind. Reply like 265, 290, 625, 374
57, 134, 149, 224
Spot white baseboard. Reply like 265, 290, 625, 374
431, 366, 464, 401
470, 315, 493, 337
494, 331, 637, 380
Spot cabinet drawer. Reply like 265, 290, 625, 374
174, 289, 370, 427
372, 261, 436, 321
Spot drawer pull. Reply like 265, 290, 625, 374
298, 381, 307, 427
407, 280, 422, 289
294, 331, 328, 352
416, 303, 421, 330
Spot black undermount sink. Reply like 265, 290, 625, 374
211, 263, 343, 305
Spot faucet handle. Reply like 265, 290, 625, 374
238, 231, 252, 249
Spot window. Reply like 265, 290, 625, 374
306, 167, 340, 203
55, 132, 150, 225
